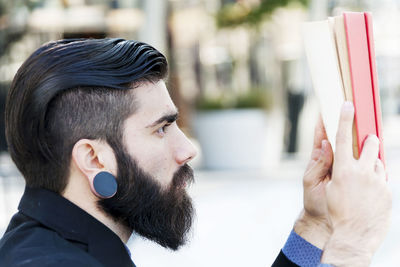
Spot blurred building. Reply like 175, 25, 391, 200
1, 0, 400, 166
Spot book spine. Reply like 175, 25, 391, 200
364, 12, 385, 165
344, 12, 378, 158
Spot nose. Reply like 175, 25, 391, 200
174, 128, 198, 166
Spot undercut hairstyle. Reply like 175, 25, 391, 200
5, 38, 168, 193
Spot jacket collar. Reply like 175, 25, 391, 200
18, 186, 135, 267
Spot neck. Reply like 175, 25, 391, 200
62, 172, 132, 243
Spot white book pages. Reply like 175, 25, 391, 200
302, 20, 345, 151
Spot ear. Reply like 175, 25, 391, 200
71, 139, 117, 197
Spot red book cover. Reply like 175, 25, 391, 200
344, 12, 378, 158
364, 12, 385, 164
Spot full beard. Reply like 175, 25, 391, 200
97, 144, 195, 251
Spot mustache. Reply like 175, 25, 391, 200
171, 164, 194, 189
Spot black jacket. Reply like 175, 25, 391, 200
0, 186, 299, 267
272, 251, 299, 267
0, 186, 135, 267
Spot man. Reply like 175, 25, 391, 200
0, 39, 391, 266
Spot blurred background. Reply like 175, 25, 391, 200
1, 0, 400, 266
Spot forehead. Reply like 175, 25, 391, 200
129, 81, 176, 124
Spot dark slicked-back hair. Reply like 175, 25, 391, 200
5, 38, 168, 193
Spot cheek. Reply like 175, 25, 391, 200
140, 152, 167, 173
125, 135, 175, 187
140, 150, 174, 188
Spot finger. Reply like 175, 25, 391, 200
304, 140, 333, 186
313, 115, 328, 150
359, 134, 380, 168
310, 148, 321, 161
375, 159, 385, 179
322, 139, 333, 171
335, 102, 355, 163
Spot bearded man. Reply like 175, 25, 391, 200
0, 39, 391, 267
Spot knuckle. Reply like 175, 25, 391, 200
310, 150, 320, 160
335, 131, 350, 146
332, 168, 349, 183
361, 166, 372, 177
323, 158, 331, 170
341, 112, 352, 122
339, 115, 353, 129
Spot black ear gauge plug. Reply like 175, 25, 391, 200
93, 171, 117, 199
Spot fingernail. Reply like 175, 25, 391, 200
343, 101, 354, 111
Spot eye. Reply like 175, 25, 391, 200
156, 123, 171, 137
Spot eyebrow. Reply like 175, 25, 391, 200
146, 112, 179, 128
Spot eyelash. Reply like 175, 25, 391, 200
156, 123, 172, 137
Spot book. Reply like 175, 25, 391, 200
302, 19, 344, 153
302, 12, 385, 163
365, 12, 385, 164
332, 15, 359, 158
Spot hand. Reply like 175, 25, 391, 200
321, 102, 392, 266
294, 116, 333, 249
